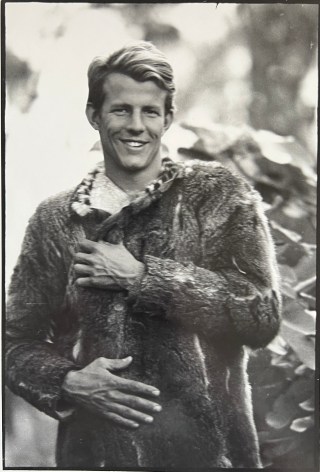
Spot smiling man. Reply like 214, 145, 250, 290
86, 72, 172, 180
6, 42, 281, 469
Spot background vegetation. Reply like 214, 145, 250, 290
5, 3, 317, 469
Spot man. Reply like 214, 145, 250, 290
6, 42, 281, 469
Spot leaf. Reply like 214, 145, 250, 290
253, 130, 316, 178
267, 204, 316, 245
262, 436, 301, 460
270, 359, 292, 370
282, 200, 309, 219
283, 301, 316, 334
294, 364, 309, 376
266, 372, 314, 433
270, 359, 295, 381
258, 141, 293, 165
163, 123, 198, 156
249, 350, 288, 388
256, 382, 285, 400
290, 415, 314, 433
278, 264, 298, 284
299, 397, 315, 412
267, 335, 288, 356
270, 220, 302, 243
275, 241, 309, 267
280, 321, 315, 370
299, 293, 316, 310
281, 283, 297, 299
254, 155, 315, 201
233, 153, 262, 182
285, 376, 314, 404
294, 276, 316, 294
181, 122, 249, 156
278, 264, 298, 298
266, 395, 299, 429
293, 250, 316, 284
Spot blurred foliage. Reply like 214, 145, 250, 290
6, 50, 39, 114
240, 3, 318, 146
176, 122, 317, 469
5, 2, 317, 469
5, 390, 56, 467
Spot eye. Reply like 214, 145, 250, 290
144, 109, 160, 117
112, 108, 129, 116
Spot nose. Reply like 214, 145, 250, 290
127, 110, 145, 134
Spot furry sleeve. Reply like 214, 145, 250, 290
5, 198, 77, 420
129, 166, 281, 349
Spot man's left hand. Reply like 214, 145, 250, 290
74, 239, 145, 290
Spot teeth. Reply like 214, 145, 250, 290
125, 141, 144, 147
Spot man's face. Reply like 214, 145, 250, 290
89, 73, 172, 174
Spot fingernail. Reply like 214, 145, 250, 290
152, 389, 160, 396
153, 405, 162, 412
132, 422, 139, 428
145, 416, 154, 423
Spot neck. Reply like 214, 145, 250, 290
103, 157, 163, 193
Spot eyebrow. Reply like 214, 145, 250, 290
110, 103, 162, 110
110, 103, 130, 108
143, 105, 162, 111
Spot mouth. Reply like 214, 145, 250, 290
120, 139, 148, 149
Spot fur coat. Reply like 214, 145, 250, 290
6, 158, 281, 469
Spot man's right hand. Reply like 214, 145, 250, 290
61, 356, 162, 429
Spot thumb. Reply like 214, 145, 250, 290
105, 356, 132, 371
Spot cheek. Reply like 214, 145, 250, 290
101, 116, 123, 135
148, 122, 166, 139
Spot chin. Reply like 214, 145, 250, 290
120, 157, 154, 172
121, 162, 145, 173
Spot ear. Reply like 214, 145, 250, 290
86, 103, 100, 131
163, 112, 173, 133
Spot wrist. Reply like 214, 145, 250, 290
125, 262, 146, 290
62, 370, 79, 399
55, 370, 79, 416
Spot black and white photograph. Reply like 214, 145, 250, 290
3, 2, 318, 470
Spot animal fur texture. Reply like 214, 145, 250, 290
6, 159, 281, 468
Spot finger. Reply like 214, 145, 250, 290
116, 376, 160, 397
102, 357, 133, 371
96, 240, 114, 247
109, 390, 162, 413
78, 239, 98, 252
74, 263, 93, 275
103, 411, 139, 429
75, 277, 94, 287
75, 276, 122, 290
74, 252, 93, 264
107, 402, 154, 424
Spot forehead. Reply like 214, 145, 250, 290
102, 72, 167, 107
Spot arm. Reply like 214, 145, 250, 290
72, 166, 281, 348
128, 177, 281, 349
5, 201, 78, 420
61, 356, 162, 429
6, 199, 162, 426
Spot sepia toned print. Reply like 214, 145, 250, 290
5, 3, 317, 470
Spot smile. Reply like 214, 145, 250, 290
120, 140, 148, 148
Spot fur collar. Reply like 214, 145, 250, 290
70, 157, 184, 218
